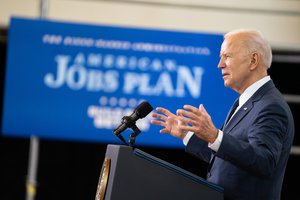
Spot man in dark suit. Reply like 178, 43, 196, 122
151, 29, 294, 200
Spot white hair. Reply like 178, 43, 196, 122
224, 29, 273, 69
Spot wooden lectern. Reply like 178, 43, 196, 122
95, 144, 224, 200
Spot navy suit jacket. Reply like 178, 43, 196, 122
186, 80, 294, 200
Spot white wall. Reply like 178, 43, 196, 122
1, 0, 300, 51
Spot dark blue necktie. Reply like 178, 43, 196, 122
225, 98, 239, 125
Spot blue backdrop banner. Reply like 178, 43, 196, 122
2, 17, 237, 148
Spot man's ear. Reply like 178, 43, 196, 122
250, 52, 259, 70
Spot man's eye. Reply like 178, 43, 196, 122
220, 54, 231, 59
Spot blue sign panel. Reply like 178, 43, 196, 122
2, 17, 236, 148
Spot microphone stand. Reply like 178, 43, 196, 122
116, 133, 127, 146
128, 124, 141, 147
113, 116, 142, 147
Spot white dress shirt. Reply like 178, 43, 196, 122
183, 76, 271, 152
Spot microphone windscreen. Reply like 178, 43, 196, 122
135, 101, 153, 118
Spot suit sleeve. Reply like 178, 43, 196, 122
185, 134, 213, 163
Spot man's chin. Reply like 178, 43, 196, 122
223, 81, 230, 87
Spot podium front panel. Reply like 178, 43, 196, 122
96, 144, 223, 200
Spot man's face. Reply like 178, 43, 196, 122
218, 36, 252, 93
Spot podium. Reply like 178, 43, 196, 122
95, 144, 224, 200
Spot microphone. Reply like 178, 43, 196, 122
113, 101, 153, 136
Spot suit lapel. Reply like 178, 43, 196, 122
223, 80, 275, 133
223, 101, 253, 132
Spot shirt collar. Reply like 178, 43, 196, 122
238, 76, 271, 107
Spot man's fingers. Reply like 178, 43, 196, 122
150, 119, 164, 126
177, 108, 198, 121
159, 128, 168, 133
156, 107, 173, 116
199, 104, 208, 114
178, 124, 195, 132
152, 112, 167, 121
183, 105, 199, 112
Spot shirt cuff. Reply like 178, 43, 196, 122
183, 131, 194, 146
208, 130, 223, 152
